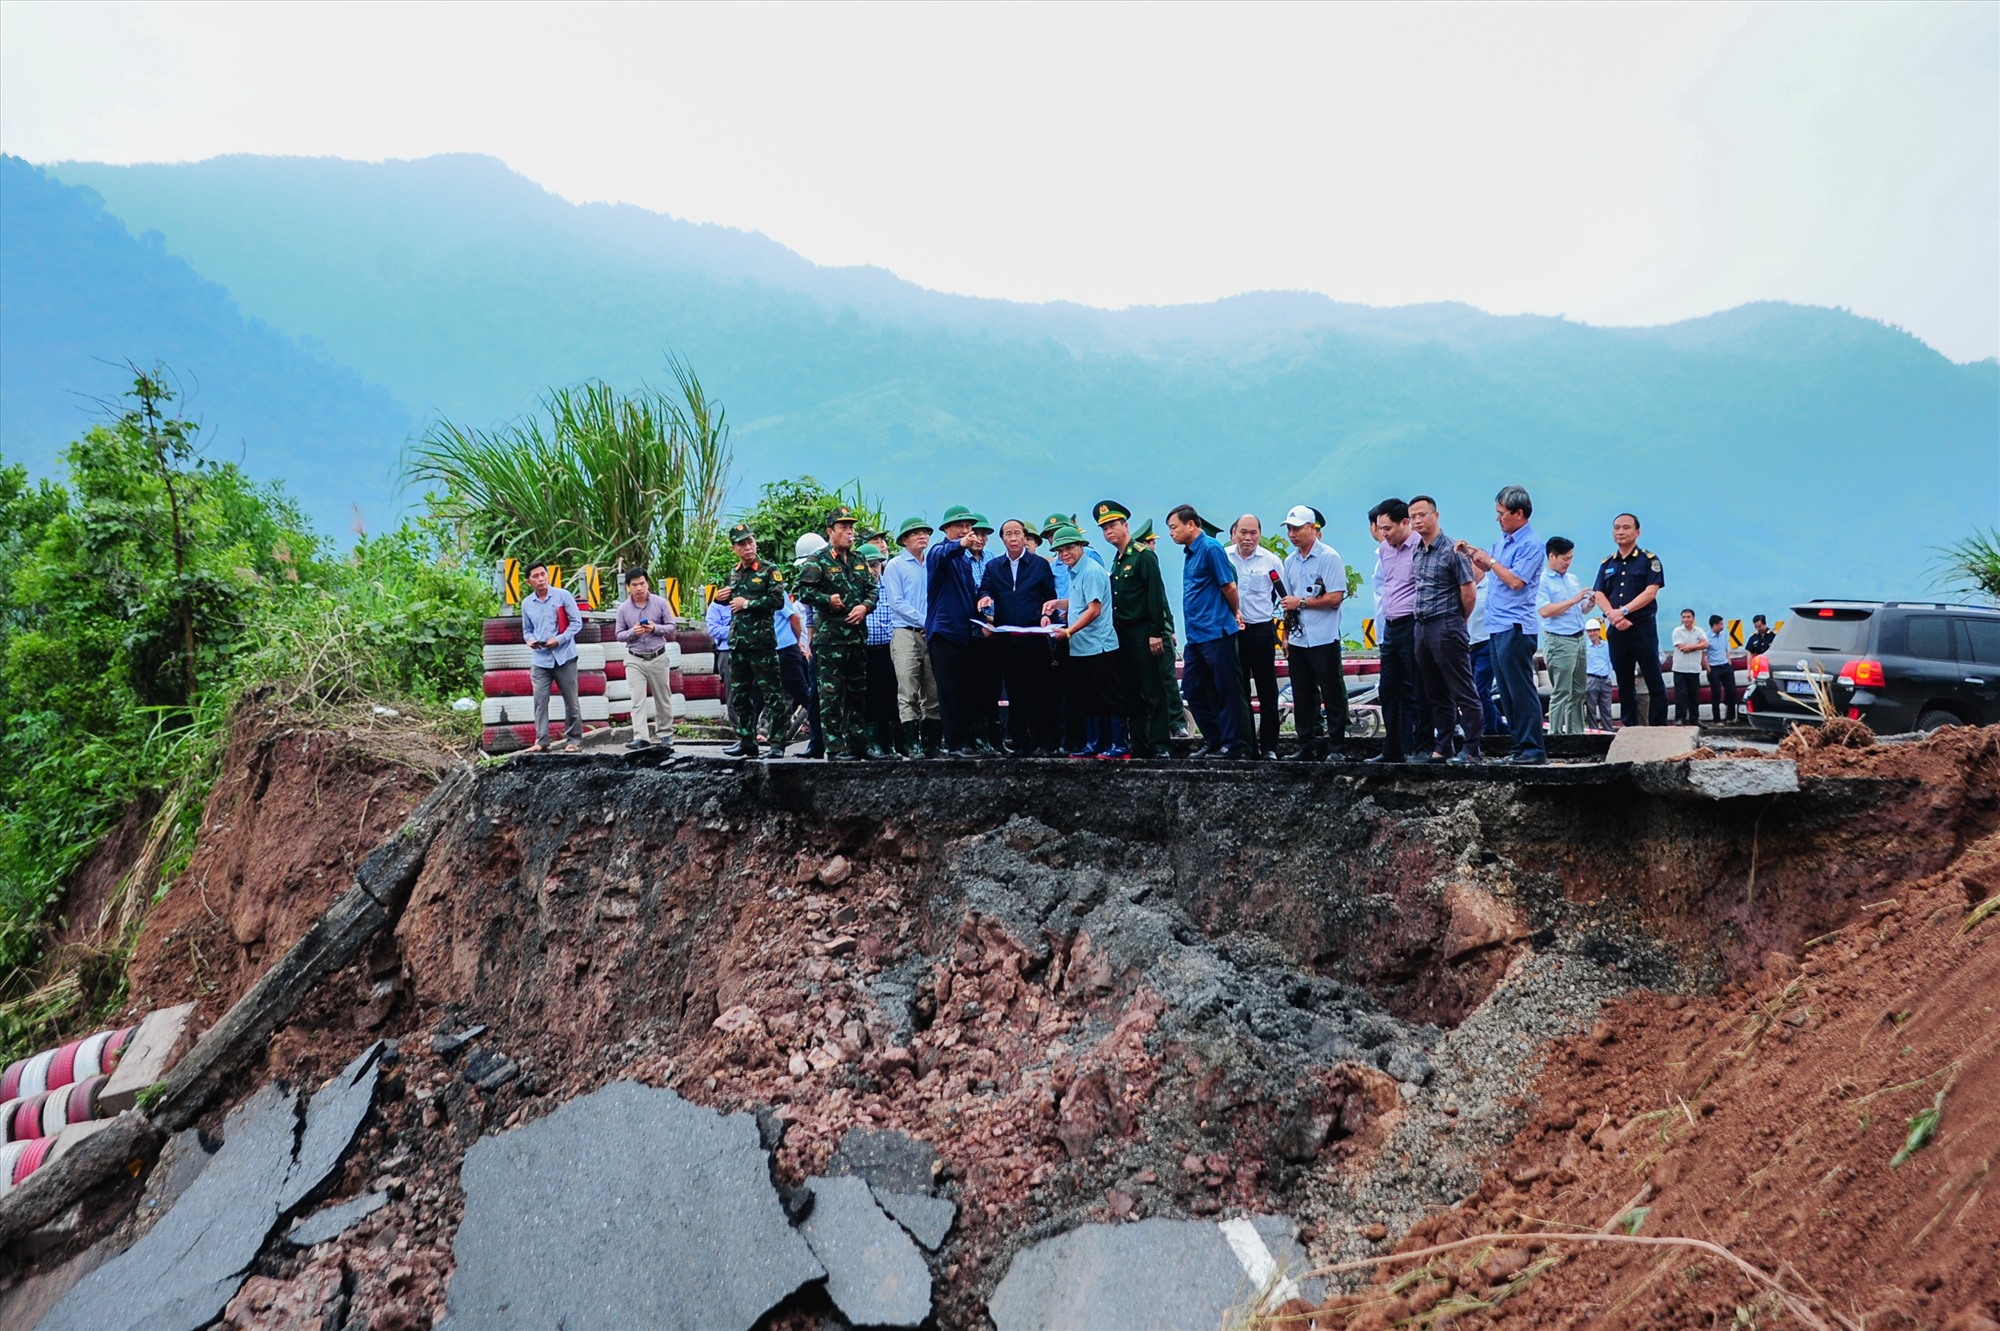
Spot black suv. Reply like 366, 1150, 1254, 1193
1745, 600, 2000, 736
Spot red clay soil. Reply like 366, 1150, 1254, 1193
121, 703, 456, 1029
1297, 727, 2000, 1331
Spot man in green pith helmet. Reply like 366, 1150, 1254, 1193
794, 505, 882, 759
721, 523, 787, 759
1096, 501, 1173, 758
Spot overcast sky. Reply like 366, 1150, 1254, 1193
4, 1, 1995, 362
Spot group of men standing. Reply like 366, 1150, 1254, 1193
687, 484, 1686, 764
711, 500, 1359, 761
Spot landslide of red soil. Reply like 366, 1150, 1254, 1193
122, 703, 456, 1027
1302, 727, 2000, 1331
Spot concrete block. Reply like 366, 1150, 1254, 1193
1632, 758, 1800, 801
98, 1002, 196, 1114
1605, 726, 1699, 765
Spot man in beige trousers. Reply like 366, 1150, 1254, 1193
615, 568, 676, 753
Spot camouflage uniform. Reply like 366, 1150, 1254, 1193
725, 553, 788, 751
794, 521, 879, 757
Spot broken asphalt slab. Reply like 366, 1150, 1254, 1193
798, 1175, 932, 1328
442, 1082, 823, 1331
871, 1187, 956, 1251
41, 1042, 383, 1331
1632, 756, 1801, 800
286, 1189, 390, 1247
824, 1125, 942, 1196
987, 1215, 1320, 1331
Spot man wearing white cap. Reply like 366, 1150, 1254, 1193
1278, 505, 1349, 761
1584, 617, 1616, 731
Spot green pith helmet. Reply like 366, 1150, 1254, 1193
896, 516, 933, 543
1049, 524, 1089, 550
859, 542, 887, 562
1040, 512, 1075, 540
969, 512, 994, 533
940, 504, 975, 527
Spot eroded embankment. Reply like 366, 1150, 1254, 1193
17, 724, 1998, 1330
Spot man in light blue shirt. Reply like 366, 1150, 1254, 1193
1278, 505, 1348, 762
879, 517, 940, 755
772, 591, 822, 757
1535, 536, 1592, 735
1047, 524, 1129, 760
1705, 613, 1740, 724
1585, 619, 1616, 731
1459, 485, 1547, 763
1168, 504, 1243, 758
518, 560, 583, 752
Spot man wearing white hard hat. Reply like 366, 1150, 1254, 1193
1584, 617, 1616, 731
1278, 505, 1350, 761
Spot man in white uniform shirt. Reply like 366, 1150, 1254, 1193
1228, 514, 1287, 759
1277, 506, 1349, 762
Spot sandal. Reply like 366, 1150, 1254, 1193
562, 741, 581, 754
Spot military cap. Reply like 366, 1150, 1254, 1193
940, 504, 975, 527
824, 504, 860, 527
896, 516, 933, 542
969, 512, 995, 533
858, 542, 887, 562
1048, 524, 1090, 550
1131, 518, 1155, 544
1092, 499, 1130, 527
727, 522, 757, 543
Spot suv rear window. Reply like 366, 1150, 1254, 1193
1770, 609, 1872, 657
1962, 618, 2000, 666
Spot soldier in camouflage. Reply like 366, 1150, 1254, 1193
794, 506, 882, 760
721, 523, 788, 759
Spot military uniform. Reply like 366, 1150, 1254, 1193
723, 525, 789, 754
795, 507, 881, 758
1097, 502, 1173, 758
1591, 545, 1668, 726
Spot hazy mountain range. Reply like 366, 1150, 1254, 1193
4, 151, 1995, 616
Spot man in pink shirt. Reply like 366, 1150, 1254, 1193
1368, 498, 1422, 763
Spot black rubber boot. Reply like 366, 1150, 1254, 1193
866, 724, 893, 760
920, 720, 944, 758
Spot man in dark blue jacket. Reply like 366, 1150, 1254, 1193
979, 517, 1060, 755
925, 504, 984, 756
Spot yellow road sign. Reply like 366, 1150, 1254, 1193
1728, 618, 1744, 649
1362, 618, 1377, 649
500, 558, 521, 605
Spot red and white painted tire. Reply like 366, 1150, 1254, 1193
0, 1141, 28, 1193
601, 642, 627, 664
494, 616, 602, 643
677, 631, 715, 654
680, 652, 715, 676
682, 698, 726, 720
11, 1136, 54, 1185
480, 696, 611, 726
482, 670, 606, 697
681, 673, 725, 701
480, 645, 608, 671
666, 642, 683, 666
13, 1050, 55, 1101
604, 660, 626, 682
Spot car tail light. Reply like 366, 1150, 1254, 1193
1817, 608, 1836, 617
1749, 653, 1770, 680
1848, 707, 1863, 720
1839, 659, 1886, 688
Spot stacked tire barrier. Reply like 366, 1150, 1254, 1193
674, 629, 727, 721
480, 615, 610, 753
0, 1026, 135, 1195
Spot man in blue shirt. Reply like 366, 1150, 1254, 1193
1167, 504, 1244, 758
1458, 485, 1548, 764
924, 505, 985, 757
1705, 614, 1739, 724
1585, 619, 1616, 731
519, 560, 583, 753
1536, 536, 1593, 736
880, 517, 940, 756
773, 591, 822, 757
1046, 525, 1129, 760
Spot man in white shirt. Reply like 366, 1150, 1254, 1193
1278, 505, 1349, 762
1228, 514, 1287, 759
1535, 536, 1593, 735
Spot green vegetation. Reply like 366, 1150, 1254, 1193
701, 477, 887, 587
0, 370, 491, 1057
408, 361, 730, 593
1936, 528, 2000, 604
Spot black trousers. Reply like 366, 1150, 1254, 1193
777, 645, 821, 751
1378, 616, 1419, 760
928, 633, 975, 750
1236, 621, 1282, 754
866, 642, 899, 736
1674, 671, 1703, 725
1608, 616, 1668, 725
1414, 616, 1483, 757
996, 634, 1055, 752
1707, 663, 1739, 721
1287, 640, 1347, 757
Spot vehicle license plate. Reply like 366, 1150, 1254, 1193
1784, 680, 1815, 695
